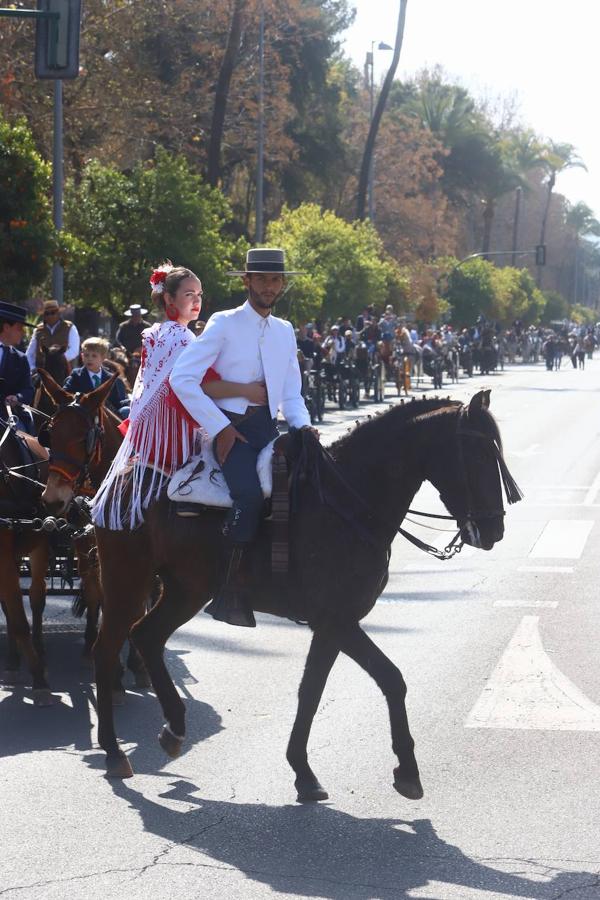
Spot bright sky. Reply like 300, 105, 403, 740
342, 0, 600, 217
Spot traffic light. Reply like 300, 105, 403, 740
535, 244, 546, 266
35, 0, 82, 79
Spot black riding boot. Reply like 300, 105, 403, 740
204, 544, 256, 628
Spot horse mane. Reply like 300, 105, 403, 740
328, 397, 461, 461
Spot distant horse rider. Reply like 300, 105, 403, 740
116, 304, 152, 355
0, 301, 36, 433
170, 248, 318, 628
26, 298, 80, 372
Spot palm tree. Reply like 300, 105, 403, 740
537, 141, 587, 286
207, 0, 246, 187
509, 130, 547, 259
356, 0, 408, 221
565, 201, 600, 303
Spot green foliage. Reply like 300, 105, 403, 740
64, 150, 246, 315
541, 290, 569, 324
447, 258, 546, 326
570, 303, 597, 326
265, 203, 397, 321
0, 116, 55, 300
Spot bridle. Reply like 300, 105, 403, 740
402, 406, 521, 559
47, 398, 104, 494
295, 404, 521, 562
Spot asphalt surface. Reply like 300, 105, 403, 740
2, 360, 600, 899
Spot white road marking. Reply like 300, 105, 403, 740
507, 443, 541, 459
529, 519, 594, 559
583, 469, 600, 506
494, 599, 559, 608
517, 565, 574, 574
466, 616, 600, 731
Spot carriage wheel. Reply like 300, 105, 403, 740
338, 379, 347, 410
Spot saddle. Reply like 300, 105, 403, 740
167, 431, 292, 577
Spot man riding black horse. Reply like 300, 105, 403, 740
0, 301, 36, 433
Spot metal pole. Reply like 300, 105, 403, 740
367, 41, 374, 221
255, 4, 265, 244
52, 78, 64, 303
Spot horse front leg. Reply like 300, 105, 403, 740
338, 622, 423, 800
28, 540, 49, 664
130, 572, 205, 759
75, 537, 101, 662
0, 546, 51, 704
287, 628, 339, 802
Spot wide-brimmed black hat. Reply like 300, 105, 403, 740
0, 301, 36, 327
228, 248, 303, 277
125, 304, 148, 317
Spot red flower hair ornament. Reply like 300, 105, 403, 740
149, 263, 173, 294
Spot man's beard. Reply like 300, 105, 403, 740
248, 284, 283, 310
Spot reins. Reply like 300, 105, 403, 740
295, 403, 521, 562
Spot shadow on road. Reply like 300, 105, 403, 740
0, 634, 222, 766
109, 778, 599, 898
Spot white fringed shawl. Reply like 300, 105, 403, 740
91, 321, 198, 530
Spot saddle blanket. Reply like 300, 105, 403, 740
167, 434, 277, 509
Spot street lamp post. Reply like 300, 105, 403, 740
366, 40, 392, 222
255, 2, 265, 244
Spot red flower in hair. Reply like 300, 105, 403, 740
150, 269, 168, 286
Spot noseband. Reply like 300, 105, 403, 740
404, 406, 522, 558
48, 398, 104, 493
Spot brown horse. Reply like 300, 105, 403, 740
37, 371, 151, 688
53, 390, 520, 801
0, 401, 51, 703
36, 371, 122, 658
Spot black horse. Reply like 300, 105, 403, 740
84, 391, 520, 800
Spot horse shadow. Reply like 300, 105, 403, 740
0, 633, 222, 764
110, 778, 598, 898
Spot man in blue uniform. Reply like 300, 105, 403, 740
170, 248, 315, 627
0, 301, 35, 432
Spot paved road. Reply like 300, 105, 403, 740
2, 361, 600, 899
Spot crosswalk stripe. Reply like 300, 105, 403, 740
529, 520, 593, 559
494, 599, 559, 608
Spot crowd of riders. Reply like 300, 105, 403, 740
2, 295, 599, 435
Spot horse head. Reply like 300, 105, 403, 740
425, 390, 522, 551
37, 368, 118, 516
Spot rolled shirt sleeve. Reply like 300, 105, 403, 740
66, 323, 80, 362
26, 334, 37, 370
169, 315, 231, 438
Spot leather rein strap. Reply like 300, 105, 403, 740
48, 400, 104, 492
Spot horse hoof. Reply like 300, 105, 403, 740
134, 670, 152, 690
112, 690, 126, 707
33, 688, 54, 707
158, 724, 184, 758
393, 768, 424, 800
106, 753, 134, 779
295, 778, 329, 803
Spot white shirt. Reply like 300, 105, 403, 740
170, 300, 310, 438
26, 320, 81, 369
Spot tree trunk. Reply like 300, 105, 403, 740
537, 170, 556, 287
511, 186, 521, 263
356, 0, 408, 221
207, 0, 246, 188
481, 199, 495, 258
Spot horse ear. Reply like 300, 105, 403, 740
82, 373, 118, 409
37, 368, 72, 406
468, 389, 491, 416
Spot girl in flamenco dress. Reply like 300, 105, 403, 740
92, 263, 267, 530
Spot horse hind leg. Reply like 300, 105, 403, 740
338, 622, 423, 800
287, 628, 339, 802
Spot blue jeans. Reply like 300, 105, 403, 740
218, 407, 279, 544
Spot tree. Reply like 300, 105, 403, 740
266, 203, 398, 321
356, 0, 408, 220
0, 115, 55, 300
538, 141, 586, 286
64, 150, 246, 316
